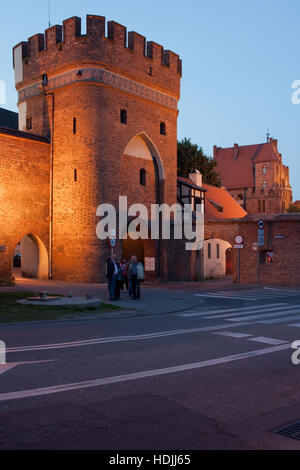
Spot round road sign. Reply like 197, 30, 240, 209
234, 235, 244, 245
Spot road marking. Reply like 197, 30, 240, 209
213, 332, 252, 338
247, 337, 288, 345
259, 314, 300, 324
179, 303, 289, 318
204, 305, 292, 319
0, 359, 55, 376
193, 289, 300, 301
193, 293, 256, 300
227, 308, 300, 322
6, 322, 251, 353
287, 323, 300, 327
0, 343, 292, 403
0, 364, 17, 375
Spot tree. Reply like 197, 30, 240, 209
177, 138, 221, 187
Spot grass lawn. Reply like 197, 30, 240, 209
0, 292, 122, 323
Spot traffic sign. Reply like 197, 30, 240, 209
258, 220, 264, 229
234, 235, 244, 245
234, 244, 244, 249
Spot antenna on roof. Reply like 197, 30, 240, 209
266, 128, 270, 143
48, 0, 51, 28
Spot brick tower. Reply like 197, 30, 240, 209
13, 15, 182, 282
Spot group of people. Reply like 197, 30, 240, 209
106, 254, 144, 301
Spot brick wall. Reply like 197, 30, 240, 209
0, 130, 50, 282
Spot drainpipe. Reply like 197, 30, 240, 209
45, 92, 54, 279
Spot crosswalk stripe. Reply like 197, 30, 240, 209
178, 303, 289, 318
193, 289, 300, 301
213, 332, 252, 338
228, 308, 300, 322
204, 305, 295, 319
194, 293, 258, 300
247, 337, 288, 345
259, 314, 300, 324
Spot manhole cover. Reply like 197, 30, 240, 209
273, 420, 300, 441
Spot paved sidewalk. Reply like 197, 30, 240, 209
0, 276, 259, 315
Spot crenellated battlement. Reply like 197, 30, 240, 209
13, 15, 182, 98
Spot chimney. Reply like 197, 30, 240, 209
189, 169, 202, 187
213, 145, 218, 160
233, 143, 239, 160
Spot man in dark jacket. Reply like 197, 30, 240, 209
106, 254, 119, 301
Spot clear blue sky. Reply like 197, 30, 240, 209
1, 0, 300, 199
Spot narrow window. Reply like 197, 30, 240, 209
140, 168, 146, 186
26, 116, 32, 130
262, 200, 266, 212
263, 181, 267, 189
208, 243, 211, 259
148, 67, 153, 76
216, 243, 220, 259
120, 109, 127, 124
258, 200, 261, 212
74, 169, 77, 182
160, 122, 166, 135
73, 117, 77, 135
42, 74, 48, 86
262, 165, 267, 174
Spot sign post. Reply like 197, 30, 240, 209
109, 229, 116, 256
257, 220, 264, 287
234, 235, 244, 284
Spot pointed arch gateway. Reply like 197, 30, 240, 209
13, 233, 49, 280
121, 133, 164, 279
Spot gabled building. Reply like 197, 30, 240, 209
177, 171, 247, 279
213, 138, 292, 214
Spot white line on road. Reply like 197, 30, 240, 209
213, 332, 252, 338
259, 314, 300, 324
178, 303, 289, 318
204, 305, 293, 319
0, 344, 291, 403
227, 308, 300, 322
287, 323, 300, 327
193, 293, 257, 300
6, 322, 251, 353
247, 337, 288, 345
0, 359, 55, 376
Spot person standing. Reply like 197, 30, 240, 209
120, 258, 128, 291
106, 253, 119, 301
128, 255, 144, 300
115, 258, 123, 300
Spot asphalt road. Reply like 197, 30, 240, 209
1, 284, 300, 450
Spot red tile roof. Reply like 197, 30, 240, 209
214, 140, 282, 190
202, 183, 247, 220
177, 176, 247, 220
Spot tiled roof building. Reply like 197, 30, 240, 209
213, 138, 292, 214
